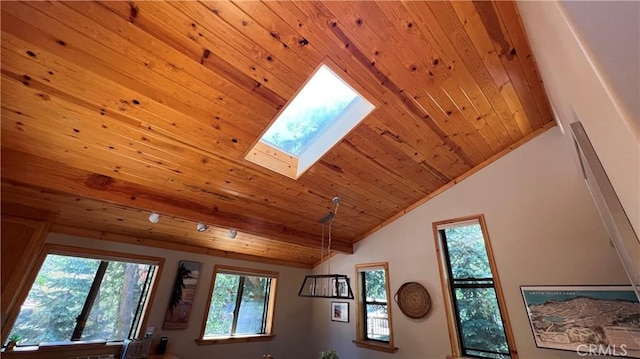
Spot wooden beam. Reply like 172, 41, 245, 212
51, 224, 314, 269
1, 151, 354, 254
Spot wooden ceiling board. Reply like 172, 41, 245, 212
400, 2, 516, 145
4, 3, 276, 137
450, 1, 538, 136
317, 1, 493, 165
1, 67, 372, 236
1, 1, 554, 267
3, 47, 397, 235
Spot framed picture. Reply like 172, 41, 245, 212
521, 285, 640, 357
163, 260, 201, 330
331, 301, 349, 323
332, 277, 349, 297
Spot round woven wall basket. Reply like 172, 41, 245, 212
394, 282, 431, 319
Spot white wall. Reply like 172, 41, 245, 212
309, 128, 629, 359
516, 1, 639, 236
46, 233, 313, 359
559, 1, 640, 124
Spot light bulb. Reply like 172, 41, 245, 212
196, 222, 208, 232
148, 212, 160, 224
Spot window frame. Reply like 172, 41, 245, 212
2, 243, 163, 347
197, 265, 278, 345
432, 214, 518, 359
353, 262, 397, 353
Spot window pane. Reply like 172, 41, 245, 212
236, 276, 270, 335
9, 255, 100, 345
364, 269, 387, 301
365, 304, 389, 342
205, 274, 240, 336
444, 225, 492, 279
81, 262, 153, 341
261, 65, 359, 155
454, 287, 509, 355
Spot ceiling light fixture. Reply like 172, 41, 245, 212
228, 229, 238, 239
148, 212, 160, 224
298, 197, 354, 299
196, 222, 208, 232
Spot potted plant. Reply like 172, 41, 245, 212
318, 350, 339, 359
6, 333, 22, 350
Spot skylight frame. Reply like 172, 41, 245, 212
245, 61, 376, 179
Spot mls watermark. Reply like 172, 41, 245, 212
577, 344, 628, 356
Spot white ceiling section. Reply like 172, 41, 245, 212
516, 1, 640, 236
560, 0, 640, 125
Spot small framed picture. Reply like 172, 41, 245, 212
331, 301, 349, 323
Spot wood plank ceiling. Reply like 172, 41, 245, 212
0, 1, 554, 268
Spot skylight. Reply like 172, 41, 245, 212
246, 64, 375, 179
261, 66, 358, 156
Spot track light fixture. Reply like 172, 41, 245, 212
196, 222, 208, 232
148, 212, 160, 224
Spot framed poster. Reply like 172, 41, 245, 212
163, 261, 201, 329
521, 285, 640, 357
331, 301, 349, 323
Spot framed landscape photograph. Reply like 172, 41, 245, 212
331, 301, 349, 323
521, 285, 640, 357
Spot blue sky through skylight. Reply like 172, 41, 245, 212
261, 65, 358, 156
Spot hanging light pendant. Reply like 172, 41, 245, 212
298, 197, 354, 299
298, 274, 354, 299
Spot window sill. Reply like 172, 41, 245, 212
0, 341, 122, 358
197, 334, 275, 345
353, 340, 398, 353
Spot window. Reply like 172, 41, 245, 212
353, 263, 397, 353
199, 265, 278, 344
5, 245, 160, 346
433, 215, 517, 359
245, 62, 375, 179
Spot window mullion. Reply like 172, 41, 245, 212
454, 277, 494, 282
439, 229, 466, 351
230, 276, 246, 335
260, 279, 271, 334
464, 347, 511, 356
128, 265, 155, 339
360, 272, 368, 339
71, 260, 109, 341
452, 283, 495, 289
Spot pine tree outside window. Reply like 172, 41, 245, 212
433, 215, 517, 359
5, 245, 161, 346
199, 265, 278, 345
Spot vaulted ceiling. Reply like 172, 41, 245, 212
1, 1, 554, 268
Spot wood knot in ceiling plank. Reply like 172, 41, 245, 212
473, 1, 515, 60
129, 3, 138, 23
85, 174, 115, 190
